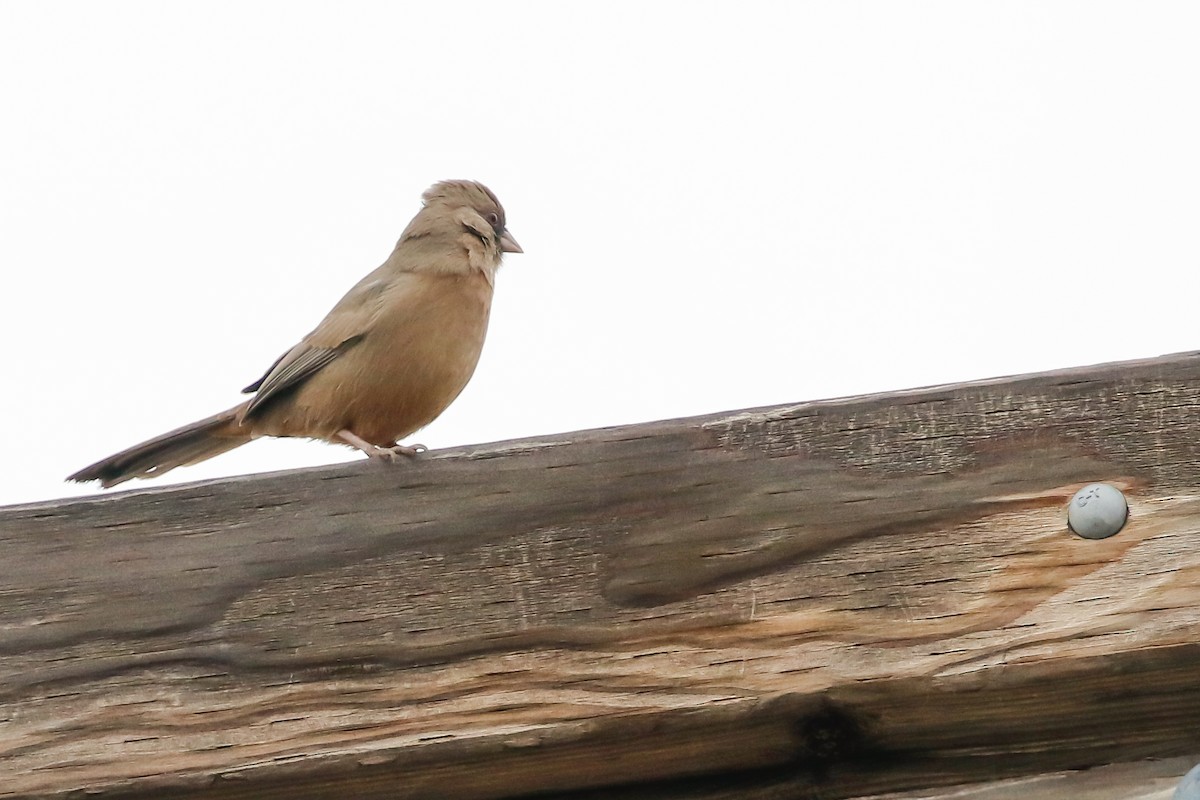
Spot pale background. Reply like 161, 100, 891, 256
2, 2, 1197, 507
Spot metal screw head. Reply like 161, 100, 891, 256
1067, 483, 1129, 540
1174, 762, 1200, 799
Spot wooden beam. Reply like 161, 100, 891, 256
777, 755, 1198, 800
4, 352, 1200, 798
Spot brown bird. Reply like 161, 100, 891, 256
69, 179, 521, 488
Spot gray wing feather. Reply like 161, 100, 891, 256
243, 336, 364, 418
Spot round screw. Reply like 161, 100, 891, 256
1174, 762, 1200, 799
1067, 483, 1128, 540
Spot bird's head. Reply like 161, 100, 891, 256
423, 180, 522, 255
396, 180, 521, 282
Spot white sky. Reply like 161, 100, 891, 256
2, 2, 1198, 507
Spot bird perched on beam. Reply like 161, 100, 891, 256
69, 179, 522, 488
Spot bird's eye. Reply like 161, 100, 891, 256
485, 212, 500, 226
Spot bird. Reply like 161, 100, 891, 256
68, 179, 522, 488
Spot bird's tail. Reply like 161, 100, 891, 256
68, 406, 253, 488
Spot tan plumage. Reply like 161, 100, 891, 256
69, 180, 521, 488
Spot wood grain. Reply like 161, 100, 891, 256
3, 353, 1200, 798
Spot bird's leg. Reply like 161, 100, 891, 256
336, 430, 426, 462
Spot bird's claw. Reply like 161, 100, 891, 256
370, 442, 427, 461
337, 429, 427, 462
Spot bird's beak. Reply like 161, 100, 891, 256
499, 229, 523, 254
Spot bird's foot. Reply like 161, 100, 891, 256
337, 430, 426, 462
371, 442, 427, 461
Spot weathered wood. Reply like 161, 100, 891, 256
849, 755, 1194, 800
542, 754, 1197, 799
3, 352, 1200, 798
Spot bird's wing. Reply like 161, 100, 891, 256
241, 267, 398, 417
241, 351, 286, 394
242, 337, 364, 417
